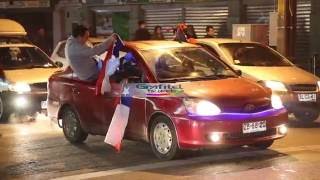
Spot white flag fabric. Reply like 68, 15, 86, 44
100, 55, 120, 95
104, 103, 130, 152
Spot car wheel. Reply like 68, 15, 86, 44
251, 140, 274, 149
0, 95, 10, 122
294, 110, 319, 123
62, 107, 88, 144
150, 116, 180, 160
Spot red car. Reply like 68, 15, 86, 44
47, 41, 288, 160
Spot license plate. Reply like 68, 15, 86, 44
243, 121, 266, 134
41, 101, 47, 109
298, 93, 317, 102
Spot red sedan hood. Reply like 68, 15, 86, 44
179, 77, 272, 113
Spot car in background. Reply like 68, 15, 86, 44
0, 19, 60, 121
48, 41, 288, 160
198, 39, 320, 123
51, 37, 105, 68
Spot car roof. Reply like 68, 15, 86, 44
56, 39, 200, 50
0, 43, 34, 48
0, 19, 27, 36
126, 40, 199, 50
197, 38, 257, 45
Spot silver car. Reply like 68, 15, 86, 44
198, 38, 320, 123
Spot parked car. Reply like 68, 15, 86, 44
0, 19, 60, 121
51, 37, 106, 68
47, 40, 288, 160
198, 39, 320, 123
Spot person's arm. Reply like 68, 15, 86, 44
79, 35, 116, 57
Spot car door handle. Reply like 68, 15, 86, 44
72, 88, 80, 95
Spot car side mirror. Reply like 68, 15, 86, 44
55, 61, 63, 68
235, 69, 242, 76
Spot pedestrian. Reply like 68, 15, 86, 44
65, 25, 117, 81
186, 25, 197, 39
33, 27, 50, 55
152, 26, 165, 40
134, 20, 151, 40
204, 25, 215, 38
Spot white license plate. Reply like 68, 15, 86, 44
243, 121, 267, 134
298, 93, 317, 102
41, 101, 47, 109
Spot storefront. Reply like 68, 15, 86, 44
0, 0, 54, 53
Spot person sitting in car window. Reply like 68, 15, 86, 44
65, 25, 117, 81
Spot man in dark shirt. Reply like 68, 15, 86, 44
204, 25, 216, 38
134, 20, 151, 40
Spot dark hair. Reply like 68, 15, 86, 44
154, 26, 162, 32
206, 25, 214, 32
138, 20, 146, 26
72, 25, 89, 38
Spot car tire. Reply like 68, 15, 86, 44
62, 107, 88, 144
251, 140, 274, 149
294, 110, 319, 123
0, 95, 10, 122
150, 115, 180, 160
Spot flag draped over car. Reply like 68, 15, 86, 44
96, 35, 124, 95
94, 35, 130, 152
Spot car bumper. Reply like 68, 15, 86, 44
2, 91, 47, 113
278, 92, 320, 113
173, 108, 288, 149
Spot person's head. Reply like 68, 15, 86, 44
138, 20, 146, 29
154, 26, 162, 34
38, 28, 45, 36
72, 25, 90, 44
206, 25, 215, 36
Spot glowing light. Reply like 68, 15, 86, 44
14, 96, 28, 108
278, 124, 288, 135
264, 81, 287, 92
184, 99, 221, 116
9, 83, 31, 94
209, 132, 221, 142
271, 95, 284, 109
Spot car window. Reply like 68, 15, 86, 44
0, 37, 30, 44
57, 42, 66, 58
0, 46, 55, 69
219, 43, 292, 67
141, 47, 237, 82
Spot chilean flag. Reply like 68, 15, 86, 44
96, 35, 124, 95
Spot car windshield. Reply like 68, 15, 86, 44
141, 47, 237, 82
219, 43, 292, 67
0, 46, 55, 70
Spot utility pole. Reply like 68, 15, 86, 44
277, 0, 297, 62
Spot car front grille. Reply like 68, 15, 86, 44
290, 84, 317, 92
30, 82, 47, 91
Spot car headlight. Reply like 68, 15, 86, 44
183, 98, 221, 116
263, 81, 287, 92
271, 95, 284, 109
9, 83, 31, 94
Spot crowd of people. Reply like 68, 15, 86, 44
134, 20, 216, 41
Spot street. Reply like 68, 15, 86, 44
1, 116, 320, 180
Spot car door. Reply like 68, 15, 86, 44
99, 49, 148, 140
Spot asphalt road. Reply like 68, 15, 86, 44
1, 115, 320, 180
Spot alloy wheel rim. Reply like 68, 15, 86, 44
153, 122, 173, 154
0, 97, 3, 119
65, 111, 78, 138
